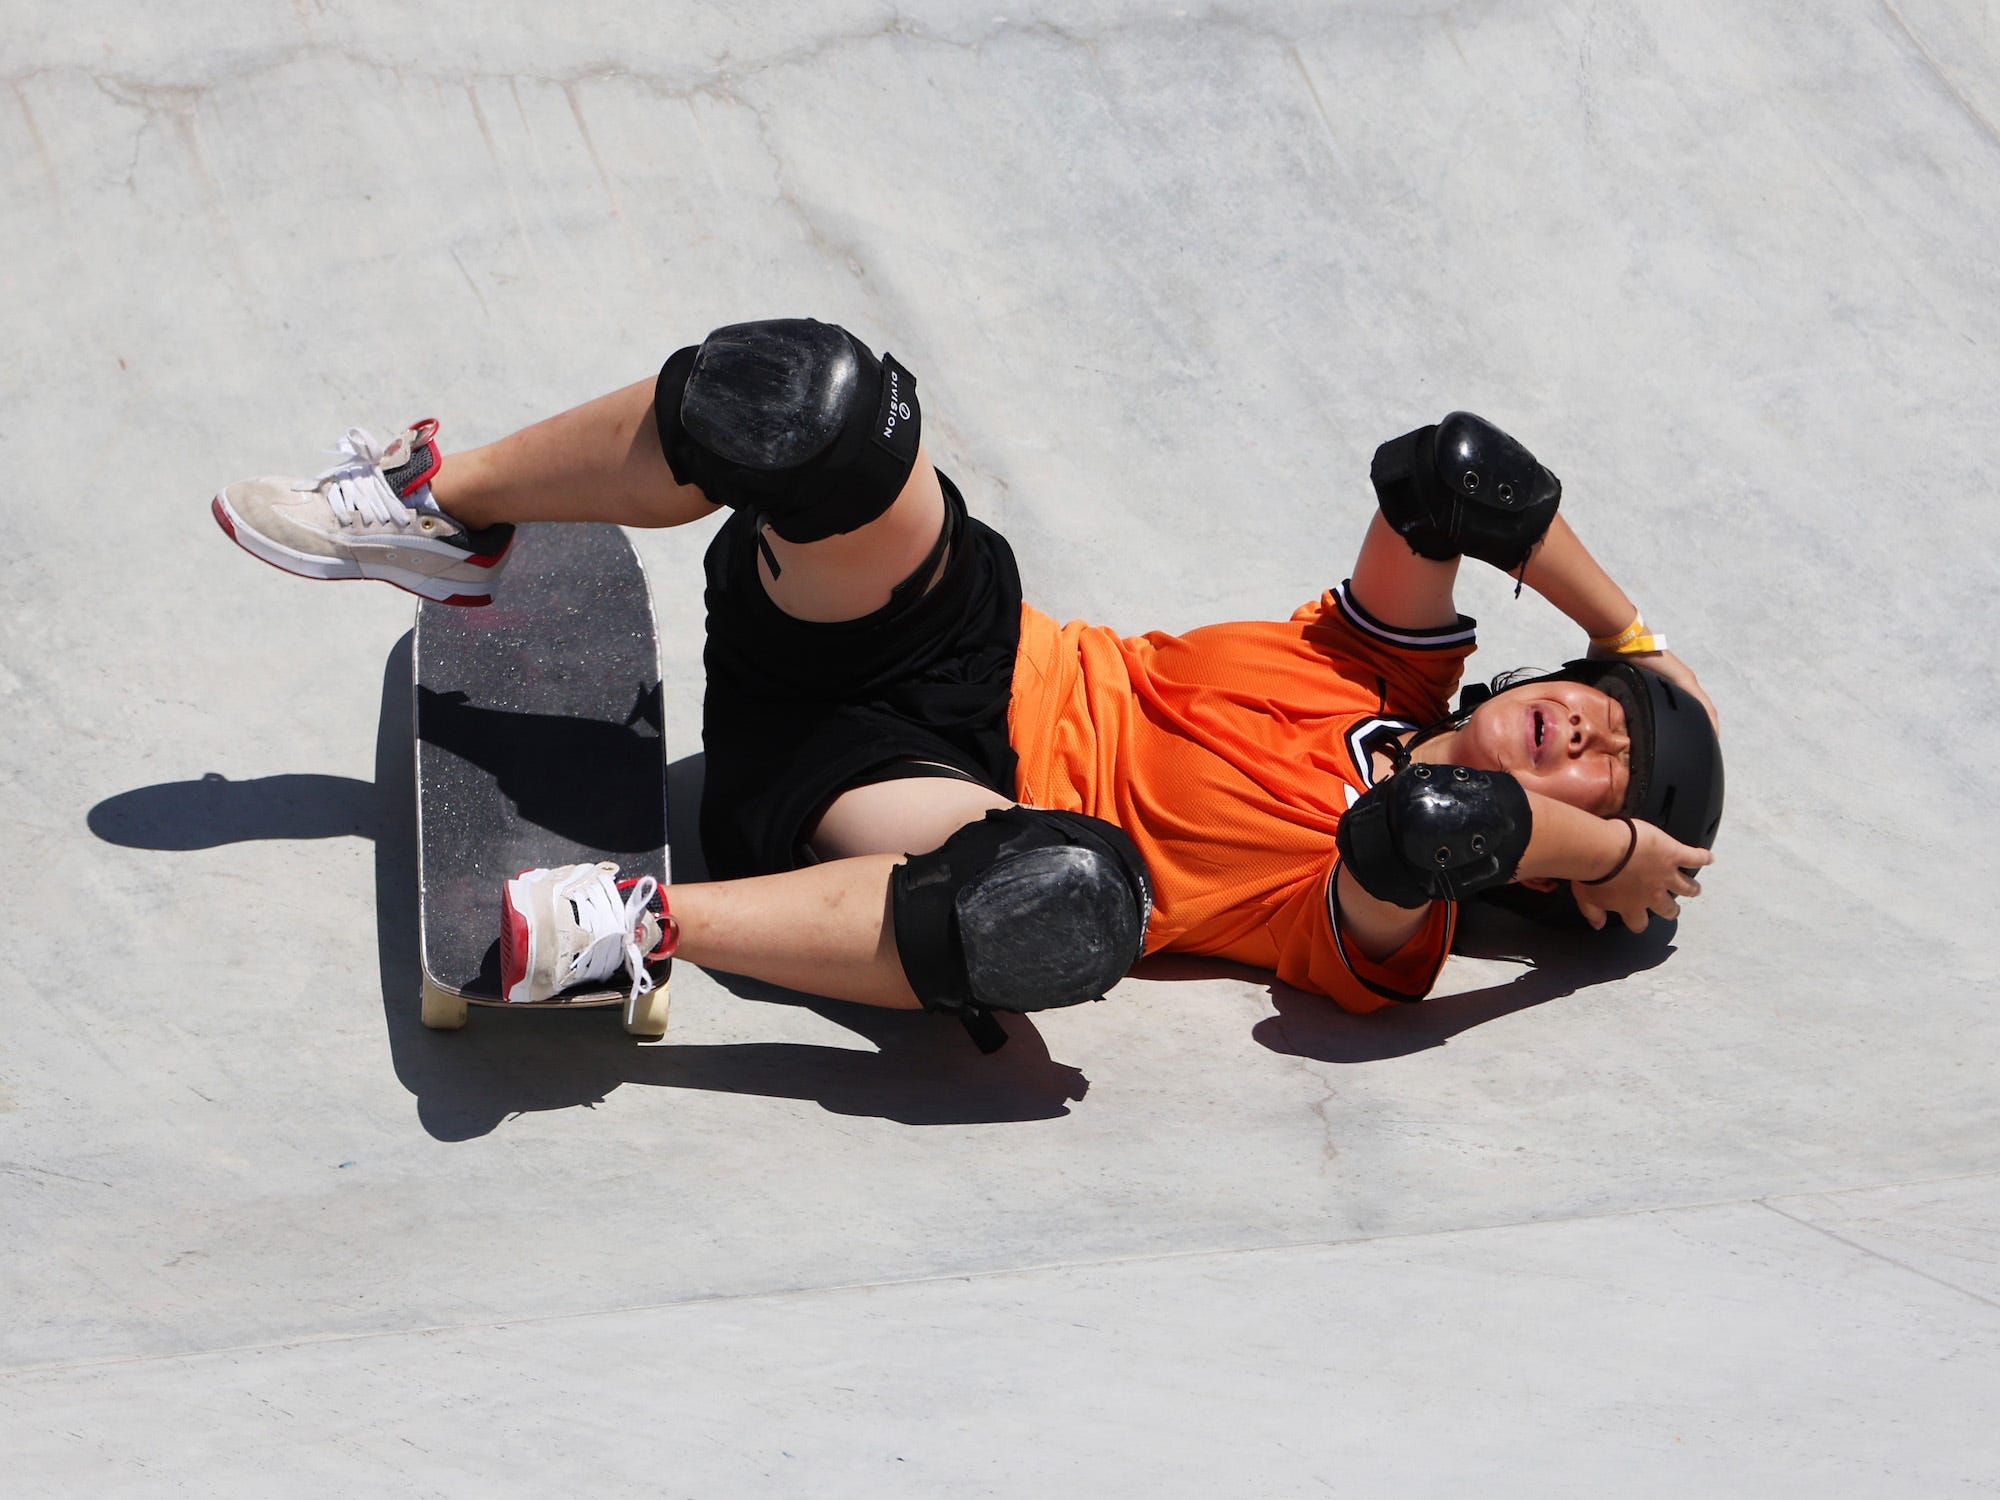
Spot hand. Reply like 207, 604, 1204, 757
1572, 821, 1713, 934
1591, 644, 1719, 733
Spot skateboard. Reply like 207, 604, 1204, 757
413, 523, 671, 1036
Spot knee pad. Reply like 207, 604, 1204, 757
655, 318, 921, 543
1369, 411, 1561, 572
891, 808, 1153, 1015
1336, 763, 1532, 907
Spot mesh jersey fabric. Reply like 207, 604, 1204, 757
1006, 580, 1478, 1013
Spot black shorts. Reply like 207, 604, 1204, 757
698, 472, 1024, 879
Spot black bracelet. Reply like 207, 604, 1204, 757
1580, 817, 1639, 886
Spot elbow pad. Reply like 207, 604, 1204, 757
1369, 411, 1561, 572
1336, 764, 1533, 908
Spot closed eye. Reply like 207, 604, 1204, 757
1603, 752, 1630, 816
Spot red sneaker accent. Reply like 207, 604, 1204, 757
500, 881, 531, 993
210, 495, 237, 540
395, 418, 443, 496
647, 910, 680, 962
441, 592, 492, 607
616, 876, 679, 960
464, 547, 509, 570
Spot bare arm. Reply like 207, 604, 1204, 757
1331, 426, 1717, 960
1515, 790, 1712, 932
1332, 781, 1711, 960
1346, 512, 1462, 631
1521, 515, 1635, 637
1353, 438, 1719, 728
1526, 516, 1720, 729
1330, 513, 1465, 962
1353, 475, 1642, 642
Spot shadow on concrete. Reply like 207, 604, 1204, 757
1258, 903, 1677, 1064
1131, 901, 1675, 1064
86, 628, 1669, 1129
88, 771, 380, 847
87, 633, 1086, 1139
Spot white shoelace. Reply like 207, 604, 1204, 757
296, 426, 416, 528
566, 871, 661, 1003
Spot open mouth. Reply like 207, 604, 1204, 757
1530, 705, 1546, 765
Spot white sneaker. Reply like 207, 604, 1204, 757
212, 420, 514, 605
500, 863, 676, 1004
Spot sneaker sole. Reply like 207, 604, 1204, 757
500, 874, 538, 1003
211, 492, 499, 608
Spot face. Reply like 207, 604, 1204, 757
1451, 681, 1632, 816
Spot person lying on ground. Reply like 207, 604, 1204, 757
212, 317, 1722, 1049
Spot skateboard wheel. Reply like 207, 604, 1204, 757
420, 980, 470, 1031
623, 982, 669, 1038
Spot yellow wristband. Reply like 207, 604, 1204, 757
1591, 615, 1646, 650
1590, 615, 1667, 655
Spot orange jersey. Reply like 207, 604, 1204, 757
1007, 582, 1477, 1013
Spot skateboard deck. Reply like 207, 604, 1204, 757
413, 523, 670, 1035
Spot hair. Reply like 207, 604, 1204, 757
1484, 666, 1552, 695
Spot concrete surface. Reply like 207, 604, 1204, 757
4, 1, 1997, 1494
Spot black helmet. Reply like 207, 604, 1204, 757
1545, 659, 1723, 851
1449, 659, 1724, 926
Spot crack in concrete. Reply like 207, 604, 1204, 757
1878, 0, 2000, 157
0, 6, 1319, 104
1756, 1196, 2000, 1314
463, 80, 545, 283
1289, 39, 1340, 153
728, 80, 882, 310
0, 1160, 114, 1190
560, 78, 647, 279
11, 80, 62, 224
1264, 1001, 1347, 1168
77, 69, 266, 313
5, 1, 1351, 299
10, 1165, 2000, 1380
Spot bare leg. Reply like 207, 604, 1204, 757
429, 353, 998, 1007
806, 771, 1013, 862
432, 375, 951, 624
667, 776, 1012, 1008
749, 457, 947, 624
431, 379, 715, 530
669, 856, 919, 1008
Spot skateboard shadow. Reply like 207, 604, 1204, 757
395, 1002, 1088, 1139
88, 633, 1087, 1139
416, 683, 666, 852
88, 771, 381, 847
